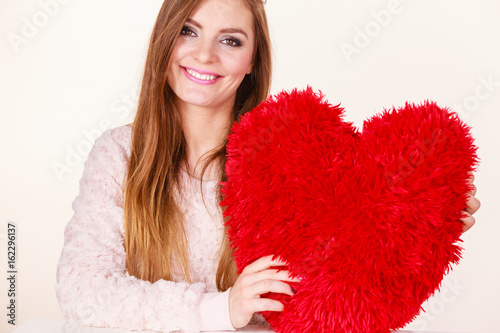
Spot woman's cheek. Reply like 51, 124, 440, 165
226, 53, 253, 77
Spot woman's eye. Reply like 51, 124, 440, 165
180, 26, 196, 37
221, 37, 242, 47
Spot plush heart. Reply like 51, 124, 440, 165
220, 87, 478, 333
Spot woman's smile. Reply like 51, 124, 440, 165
182, 66, 223, 85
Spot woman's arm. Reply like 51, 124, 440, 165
55, 128, 209, 333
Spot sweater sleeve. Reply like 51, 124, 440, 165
199, 289, 235, 331
55, 127, 206, 333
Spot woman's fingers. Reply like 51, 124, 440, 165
468, 171, 475, 182
465, 194, 481, 215
242, 255, 287, 274
249, 278, 295, 297
235, 269, 299, 301
460, 212, 476, 232
240, 268, 300, 286
250, 298, 285, 313
468, 183, 477, 196
229, 275, 293, 327
229, 255, 300, 328
233, 297, 285, 320
465, 173, 479, 214
460, 172, 480, 232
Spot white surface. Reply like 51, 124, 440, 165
11, 318, 458, 333
11, 318, 272, 333
1, 1, 500, 333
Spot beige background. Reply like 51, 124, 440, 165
1, 0, 499, 332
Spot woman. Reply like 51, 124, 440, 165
56, 0, 298, 331
55, 0, 480, 332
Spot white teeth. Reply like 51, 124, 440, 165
186, 68, 218, 81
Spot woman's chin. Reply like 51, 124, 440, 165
179, 91, 219, 108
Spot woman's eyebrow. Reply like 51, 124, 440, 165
220, 28, 248, 39
186, 18, 203, 29
186, 18, 249, 39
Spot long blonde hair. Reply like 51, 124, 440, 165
124, 0, 272, 291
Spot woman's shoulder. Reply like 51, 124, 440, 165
96, 124, 132, 152
82, 124, 133, 185
90, 124, 132, 161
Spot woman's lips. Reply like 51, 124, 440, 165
182, 66, 222, 85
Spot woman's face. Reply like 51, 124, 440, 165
167, 0, 255, 111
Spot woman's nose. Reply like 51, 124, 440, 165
193, 38, 217, 64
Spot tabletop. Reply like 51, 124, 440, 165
12, 318, 458, 333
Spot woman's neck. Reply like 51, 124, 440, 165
179, 102, 232, 180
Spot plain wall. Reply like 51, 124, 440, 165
1, 0, 499, 332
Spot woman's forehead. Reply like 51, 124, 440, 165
189, 0, 254, 29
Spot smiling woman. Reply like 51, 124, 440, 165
54, 0, 292, 332
53, 0, 483, 332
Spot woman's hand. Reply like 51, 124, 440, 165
460, 172, 481, 232
228, 255, 300, 329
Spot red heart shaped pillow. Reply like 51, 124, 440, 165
221, 87, 478, 333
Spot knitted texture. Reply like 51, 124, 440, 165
56, 125, 225, 333
221, 87, 478, 333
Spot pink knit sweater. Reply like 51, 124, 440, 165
56, 125, 261, 332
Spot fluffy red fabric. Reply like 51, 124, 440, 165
220, 87, 478, 333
